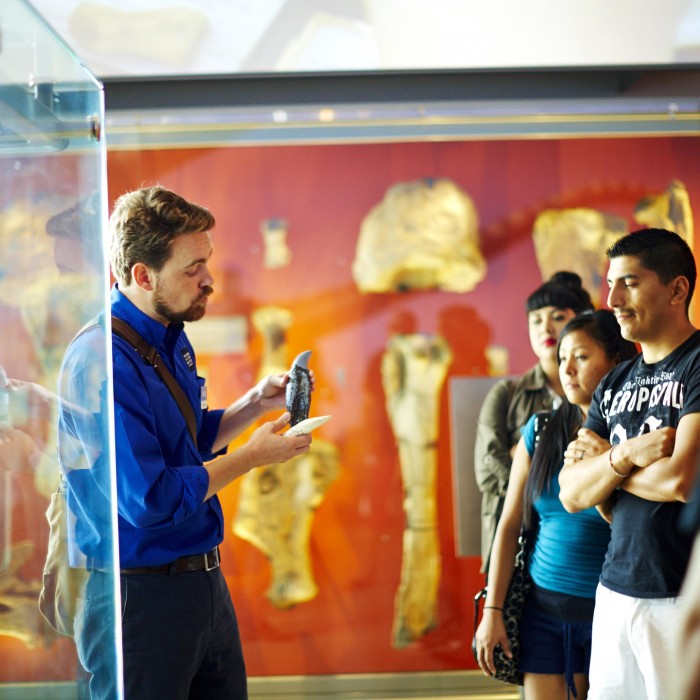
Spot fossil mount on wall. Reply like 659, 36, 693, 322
233, 306, 339, 609
352, 178, 486, 294
381, 333, 452, 647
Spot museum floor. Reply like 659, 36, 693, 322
0, 678, 519, 700
248, 672, 519, 699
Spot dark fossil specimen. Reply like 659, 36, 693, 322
286, 350, 312, 427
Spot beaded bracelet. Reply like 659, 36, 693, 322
608, 445, 630, 479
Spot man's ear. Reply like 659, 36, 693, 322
132, 263, 154, 291
670, 275, 689, 306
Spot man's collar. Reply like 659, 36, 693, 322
111, 284, 171, 350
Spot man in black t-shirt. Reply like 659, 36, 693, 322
559, 228, 700, 700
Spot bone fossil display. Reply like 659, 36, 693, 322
0, 200, 102, 499
381, 333, 452, 647
532, 208, 627, 307
1, 426, 52, 648
352, 178, 486, 293
634, 179, 694, 250
0, 200, 102, 649
251, 306, 293, 376
0, 365, 54, 648
233, 307, 339, 608
260, 218, 292, 269
0, 540, 49, 649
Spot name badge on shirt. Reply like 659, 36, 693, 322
180, 348, 195, 370
200, 384, 208, 410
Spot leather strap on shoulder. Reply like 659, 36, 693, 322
111, 316, 197, 446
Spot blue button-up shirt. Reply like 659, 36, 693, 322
60, 285, 226, 568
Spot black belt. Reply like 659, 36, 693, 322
120, 547, 220, 575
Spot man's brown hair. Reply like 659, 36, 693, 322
110, 186, 215, 285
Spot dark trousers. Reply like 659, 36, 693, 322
78, 567, 248, 700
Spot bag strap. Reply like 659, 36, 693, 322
532, 409, 552, 445
111, 316, 198, 447
473, 587, 487, 634
473, 528, 528, 625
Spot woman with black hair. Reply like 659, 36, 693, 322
475, 272, 594, 574
474, 310, 638, 699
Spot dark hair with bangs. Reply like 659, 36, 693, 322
526, 271, 594, 315
522, 310, 638, 528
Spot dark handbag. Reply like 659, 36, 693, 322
471, 530, 531, 686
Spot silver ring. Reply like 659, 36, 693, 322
577, 449, 585, 460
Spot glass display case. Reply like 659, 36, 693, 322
0, 1, 119, 698
102, 90, 700, 700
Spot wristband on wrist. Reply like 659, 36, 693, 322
608, 444, 630, 479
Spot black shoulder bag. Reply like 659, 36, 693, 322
472, 530, 531, 685
471, 410, 549, 685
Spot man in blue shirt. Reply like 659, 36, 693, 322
63, 186, 312, 699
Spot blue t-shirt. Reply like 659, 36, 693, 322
522, 413, 610, 599
60, 285, 226, 568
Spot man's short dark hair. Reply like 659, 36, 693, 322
110, 186, 215, 286
607, 227, 696, 310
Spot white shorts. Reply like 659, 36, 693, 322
588, 583, 684, 700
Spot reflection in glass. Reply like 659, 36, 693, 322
0, 0, 119, 697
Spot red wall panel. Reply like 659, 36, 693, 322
2, 136, 697, 682
104, 136, 700, 677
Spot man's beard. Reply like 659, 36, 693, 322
153, 286, 213, 324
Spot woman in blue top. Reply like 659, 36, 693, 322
474, 310, 638, 699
